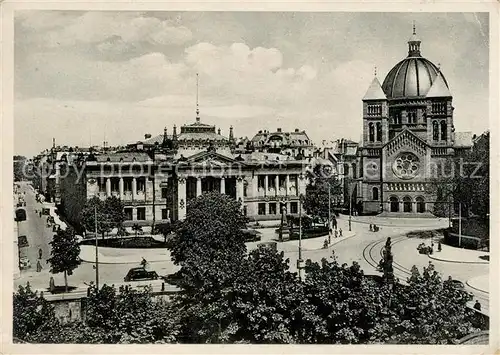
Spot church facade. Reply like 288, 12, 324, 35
357, 28, 472, 215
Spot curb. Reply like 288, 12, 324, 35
427, 253, 489, 265
279, 232, 357, 253
466, 279, 489, 295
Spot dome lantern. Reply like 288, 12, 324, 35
408, 21, 421, 57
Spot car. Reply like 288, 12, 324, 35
124, 267, 159, 282
19, 257, 31, 270
15, 208, 27, 222
451, 279, 465, 289
18, 235, 29, 248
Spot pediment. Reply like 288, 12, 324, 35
384, 129, 428, 157
183, 151, 246, 167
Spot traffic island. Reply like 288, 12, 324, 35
428, 244, 489, 264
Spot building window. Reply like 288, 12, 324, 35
432, 102, 447, 114
352, 163, 357, 179
111, 178, 119, 192
98, 179, 106, 192
390, 196, 399, 212
368, 123, 375, 142
124, 178, 132, 192
137, 207, 146, 220
440, 121, 447, 141
416, 197, 425, 213
408, 109, 417, 124
376, 122, 382, 142
290, 202, 298, 214
279, 175, 286, 189
433, 121, 439, 141
258, 176, 266, 189
403, 196, 412, 213
161, 208, 169, 220
124, 208, 133, 221
269, 203, 277, 215
137, 178, 145, 192
372, 187, 379, 200
258, 203, 266, 215
161, 187, 168, 199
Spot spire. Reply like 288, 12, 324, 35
408, 21, 421, 57
162, 127, 168, 145
426, 71, 452, 98
229, 125, 234, 142
363, 76, 387, 101
196, 73, 200, 122
172, 124, 177, 140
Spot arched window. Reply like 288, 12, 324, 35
403, 196, 412, 213
372, 187, 379, 200
368, 123, 375, 142
390, 196, 399, 212
376, 122, 382, 142
416, 196, 425, 213
440, 121, 447, 141
432, 121, 439, 141
352, 163, 357, 179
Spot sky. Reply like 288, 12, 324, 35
14, 11, 490, 157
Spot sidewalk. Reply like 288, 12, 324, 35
80, 245, 172, 264
467, 274, 489, 293
428, 244, 489, 264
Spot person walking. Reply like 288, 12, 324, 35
38, 248, 43, 260
474, 300, 481, 311
339, 228, 343, 237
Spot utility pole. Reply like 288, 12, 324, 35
458, 201, 462, 248
94, 206, 99, 290
297, 194, 304, 281
328, 181, 332, 238
348, 183, 352, 232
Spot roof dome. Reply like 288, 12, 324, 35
381, 26, 450, 99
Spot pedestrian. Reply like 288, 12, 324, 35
36, 260, 42, 272
332, 218, 337, 230
334, 229, 338, 238
323, 239, 328, 249
438, 241, 442, 252
38, 248, 43, 260
369, 224, 373, 232
339, 228, 342, 237
474, 300, 481, 311
328, 233, 331, 244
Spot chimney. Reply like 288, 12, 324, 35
277, 128, 282, 132
144, 133, 152, 139
218, 128, 221, 135
294, 128, 299, 133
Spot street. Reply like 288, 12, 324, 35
14, 182, 489, 315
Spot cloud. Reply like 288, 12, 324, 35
17, 11, 193, 50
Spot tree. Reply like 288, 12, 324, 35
303, 164, 342, 224
13, 155, 27, 182
168, 192, 248, 264
80, 196, 124, 239
13, 283, 59, 341
48, 227, 82, 292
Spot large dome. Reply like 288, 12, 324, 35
382, 57, 449, 99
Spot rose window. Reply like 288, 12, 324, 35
392, 153, 420, 180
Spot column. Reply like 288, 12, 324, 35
178, 178, 187, 220
119, 177, 124, 199
298, 174, 306, 196
196, 177, 202, 197
132, 177, 137, 199
252, 176, 258, 197
106, 178, 111, 197
220, 177, 225, 194
236, 177, 244, 203
275, 175, 279, 196
399, 201, 404, 213
132, 207, 137, 221
264, 175, 269, 196
285, 175, 290, 196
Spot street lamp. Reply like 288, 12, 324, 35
297, 194, 304, 281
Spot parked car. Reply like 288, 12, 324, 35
18, 235, 29, 248
242, 229, 262, 242
451, 279, 465, 289
19, 257, 31, 270
124, 267, 159, 282
15, 208, 27, 222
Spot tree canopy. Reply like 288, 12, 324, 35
47, 227, 81, 292
303, 164, 342, 222
80, 196, 125, 238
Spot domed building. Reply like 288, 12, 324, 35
356, 26, 473, 215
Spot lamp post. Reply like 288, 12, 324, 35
328, 181, 332, 237
297, 194, 304, 281
458, 201, 462, 248
94, 206, 99, 290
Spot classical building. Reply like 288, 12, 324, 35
357, 27, 472, 215
82, 110, 314, 226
